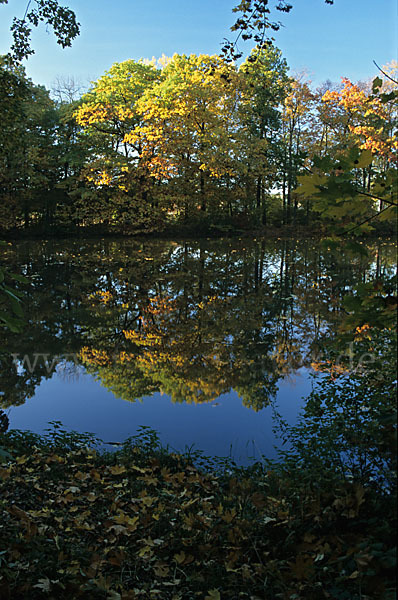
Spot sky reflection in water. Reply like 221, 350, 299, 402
8, 366, 311, 465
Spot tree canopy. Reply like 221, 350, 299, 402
0, 50, 396, 237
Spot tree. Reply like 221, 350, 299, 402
0, 57, 74, 231
280, 75, 313, 224
74, 59, 163, 231
0, 56, 29, 229
51, 74, 85, 104
238, 44, 289, 224
130, 54, 242, 219
322, 74, 397, 165
296, 70, 397, 234
0, 0, 80, 331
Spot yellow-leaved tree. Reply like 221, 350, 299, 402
74, 60, 163, 231
127, 54, 242, 220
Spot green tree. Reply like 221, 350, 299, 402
280, 76, 314, 225
0, 0, 80, 331
0, 58, 66, 231
238, 44, 289, 224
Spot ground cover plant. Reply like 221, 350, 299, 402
0, 328, 396, 600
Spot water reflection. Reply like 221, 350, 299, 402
1, 237, 396, 411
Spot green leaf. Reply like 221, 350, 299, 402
345, 241, 369, 257
343, 295, 363, 312
0, 311, 22, 332
355, 149, 373, 169
372, 76, 383, 92
378, 206, 396, 222
3, 287, 22, 303
0, 447, 12, 463
296, 174, 327, 196
9, 273, 28, 283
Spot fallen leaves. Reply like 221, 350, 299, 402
109, 465, 127, 476
205, 590, 221, 600
0, 432, 394, 599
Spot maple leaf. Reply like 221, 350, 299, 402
174, 551, 186, 564
154, 562, 170, 577
205, 590, 221, 600
33, 577, 51, 592
109, 465, 127, 475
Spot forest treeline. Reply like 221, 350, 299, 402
0, 48, 397, 235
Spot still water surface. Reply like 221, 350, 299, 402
1, 237, 395, 463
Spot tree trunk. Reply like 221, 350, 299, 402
256, 176, 261, 209
200, 171, 206, 212
261, 185, 267, 225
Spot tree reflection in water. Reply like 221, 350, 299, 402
1, 237, 396, 411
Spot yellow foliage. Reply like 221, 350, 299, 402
79, 347, 110, 366
322, 77, 397, 162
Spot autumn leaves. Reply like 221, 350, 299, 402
73, 49, 289, 224
1, 420, 395, 599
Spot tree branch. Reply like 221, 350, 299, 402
373, 61, 398, 85
342, 204, 393, 236
22, 0, 32, 22
352, 188, 398, 207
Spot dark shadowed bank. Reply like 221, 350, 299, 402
0, 328, 396, 600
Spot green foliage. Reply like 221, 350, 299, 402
274, 328, 397, 492
0, 57, 83, 233
2, 0, 79, 62
0, 385, 395, 600
341, 276, 397, 331
297, 146, 397, 234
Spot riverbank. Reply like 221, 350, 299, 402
1, 219, 396, 242
0, 418, 396, 600
1, 223, 322, 241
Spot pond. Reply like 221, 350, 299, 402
1, 237, 396, 464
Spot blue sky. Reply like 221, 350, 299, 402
1, 0, 397, 91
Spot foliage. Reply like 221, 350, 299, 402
0, 56, 86, 234
340, 275, 397, 331
222, 0, 334, 61
0, 48, 396, 235
0, 241, 27, 332
296, 71, 398, 234
0, 398, 396, 600
1, 0, 79, 62
274, 328, 397, 492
